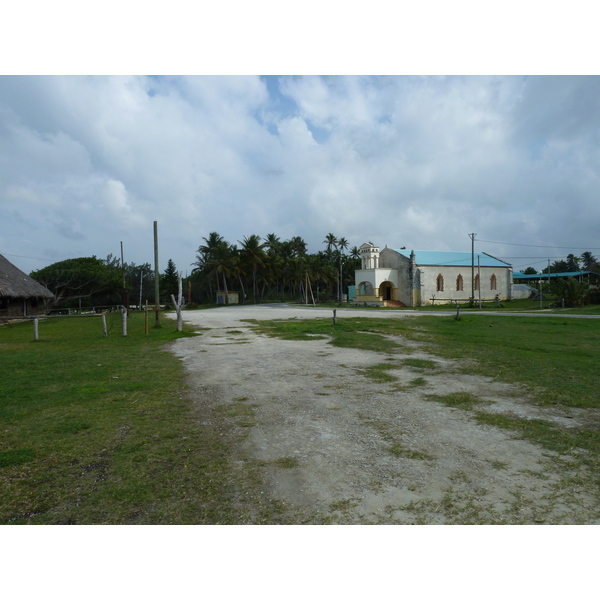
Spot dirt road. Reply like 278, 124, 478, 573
169, 304, 599, 524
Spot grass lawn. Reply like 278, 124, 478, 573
0, 312, 242, 525
251, 314, 600, 407
250, 314, 600, 471
3, 309, 599, 524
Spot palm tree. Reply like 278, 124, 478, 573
208, 241, 238, 304
581, 251, 598, 271
336, 237, 349, 302
550, 277, 589, 307
323, 233, 338, 255
307, 253, 337, 301
239, 234, 266, 303
566, 254, 581, 272
290, 236, 307, 258
264, 233, 281, 257
192, 232, 225, 300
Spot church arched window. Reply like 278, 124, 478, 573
490, 274, 497, 290
436, 274, 444, 292
474, 274, 480, 291
456, 274, 464, 291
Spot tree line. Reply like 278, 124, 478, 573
190, 232, 360, 305
519, 251, 600, 308
520, 251, 599, 275
29, 233, 362, 308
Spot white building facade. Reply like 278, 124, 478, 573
353, 243, 513, 307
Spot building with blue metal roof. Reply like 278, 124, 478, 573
353, 243, 513, 307
393, 250, 511, 269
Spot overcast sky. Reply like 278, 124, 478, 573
1, 74, 599, 275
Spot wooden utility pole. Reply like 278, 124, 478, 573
478, 255, 482, 309
154, 221, 160, 327
120, 241, 129, 315
469, 233, 477, 301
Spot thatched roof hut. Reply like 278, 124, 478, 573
0, 254, 55, 317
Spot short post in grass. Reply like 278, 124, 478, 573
121, 308, 127, 336
145, 300, 149, 335
102, 314, 108, 338
33, 316, 39, 341
333, 309, 337, 325
455, 304, 461, 321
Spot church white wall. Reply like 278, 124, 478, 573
420, 265, 511, 305
354, 268, 399, 289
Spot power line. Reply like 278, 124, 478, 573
497, 256, 568, 260
0, 251, 54, 263
477, 240, 600, 250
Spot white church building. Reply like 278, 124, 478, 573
353, 243, 513, 307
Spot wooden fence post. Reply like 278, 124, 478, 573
333, 309, 337, 325
33, 317, 39, 341
121, 308, 127, 336
102, 314, 108, 338
171, 293, 183, 332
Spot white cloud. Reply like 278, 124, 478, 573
1, 75, 599, 275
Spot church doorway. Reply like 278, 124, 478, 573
379, 281, 394, 301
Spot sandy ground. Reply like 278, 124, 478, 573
168, 304, 600, 524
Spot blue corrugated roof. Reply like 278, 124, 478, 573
393, 250, 511, 268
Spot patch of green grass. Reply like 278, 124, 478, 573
251, 315, 600, 409
215, 400, 257, 427
273, 457, 299, 469
416, 315, 600, 408
387, 441, 431, 460
489, 459, 508, 470
359, 415, 432, 461
409, 377, 428, 387
0, 313, 246, 524
330, 498, 358, 512
247, 318, 403, 353
424, 392, 482, 409
402, 358, 439, 371
0, 448, 34, 468
474, 412, 600, 467
359, 363, 399, 383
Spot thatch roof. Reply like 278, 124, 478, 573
0, 254, 55, 299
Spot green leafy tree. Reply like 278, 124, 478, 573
30, 256, 122, 306
323, 233, 338, 255
239, 234, 266, 303
161, 259, 179, 301
581, 251, 598, 271
542, 259, 569, 275
566, 254, 581, 272
209, 242, 239, 303
290, 236, 307, 258
264, 233, 281, 257
550, 277, 590, 307
193, 232, 226, 300
521, 267, 538, 275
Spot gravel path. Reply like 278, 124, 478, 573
168, 304, 599, 524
